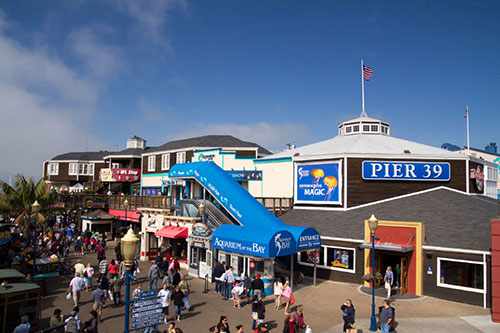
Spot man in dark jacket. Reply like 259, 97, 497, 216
340, 299, 355, 332
251, 274, 265, 299
213, 261, 225, 294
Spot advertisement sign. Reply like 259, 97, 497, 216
226, 171, 263, 181
362, 161, 451, 181
295, 162, 342, 205
100, 168, 141, 182
84, 198, 106, 209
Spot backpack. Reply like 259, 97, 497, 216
294, 312, 305, 328
65, 317, 78, 333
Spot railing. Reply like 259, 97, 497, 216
57, 194, 294, 216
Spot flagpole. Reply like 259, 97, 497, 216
361, 59, 366, 117
466, 106, 470, 154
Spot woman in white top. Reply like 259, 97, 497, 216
273, 277, 283, 310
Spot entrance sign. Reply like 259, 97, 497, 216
295, 162, 342, 205
362, 161, 450, 181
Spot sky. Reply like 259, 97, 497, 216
0, 0, 499, 182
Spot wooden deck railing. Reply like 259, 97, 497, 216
57, 194, 293, 216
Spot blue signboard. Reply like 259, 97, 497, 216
226, 171, 262, 181
295, 162, 342, 205
362, 161, 451, 181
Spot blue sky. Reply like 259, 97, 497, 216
0, 1, 499, 182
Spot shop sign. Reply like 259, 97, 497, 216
100, 168, 141, 182
192, 241, 205, 248
470, 165, 484, 192
362, 161, 450, 181
295, 162, 342, 205
145, 216, 160, 232
197, 153, 216, 161
84, 198, 106, 209
226, 171, 263, 181
192, 223, 212, 237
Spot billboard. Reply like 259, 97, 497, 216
362, 161, 450, 181
295, 161, 342, 205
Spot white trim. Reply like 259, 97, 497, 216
142, 146, 258, 157
343, 157, 348, 209
320, 236, 364, 243
298, 245, 356, 274
483, 253, 487, 308
294, 160, 343, 206
294, 186, 469, 212
423, 245, 491, 256
292, 153, 469, 162
148, 155, 156, 172
436, 257, 485, 294
48, 160, 105, 163
466, 158, 470, 194
161, 154, 170, 171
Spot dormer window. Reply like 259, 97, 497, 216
371, 125, 378, 132
346, 126, 352, 133
353, 125, 360, 132
363, 125, 370, 132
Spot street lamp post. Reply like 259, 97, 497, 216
121, 228, 140, 333
32, 201, 41, 277
368, 214, 379, 332
124, 199, 129, 230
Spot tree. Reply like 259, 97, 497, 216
0, 174, 55, 226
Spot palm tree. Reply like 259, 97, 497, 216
0, 174, 55, 227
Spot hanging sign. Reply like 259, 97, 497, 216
362, 161, 450, 181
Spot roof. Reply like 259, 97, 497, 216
0, 269, 25, 279
262, 133, 463, 160
0, 282, 39, 296
147, 135, 271, 156
82, 209, 114, 220
280, 188, 499, 252
50, 151, 109, 161
104, 147, 150, 158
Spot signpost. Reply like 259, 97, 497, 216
129, 290, 163, 330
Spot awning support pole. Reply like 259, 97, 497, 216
290, 255, 294, 290
313, 249, 317, 286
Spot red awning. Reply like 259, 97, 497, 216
155, 226, 188, 239
109, 209, 141, 223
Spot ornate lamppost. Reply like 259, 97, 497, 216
368, 214, 379, 332
122, 228, 140, 333
32, 201, 41, 277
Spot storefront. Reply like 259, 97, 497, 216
188, 222, 213, 280
81, 209, 115, 239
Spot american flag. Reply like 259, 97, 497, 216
363, 65, 373, 81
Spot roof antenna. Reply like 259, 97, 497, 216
86, 137, 89, 152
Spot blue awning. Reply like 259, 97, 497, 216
212, 225, 296, 258
285, 226, 322, 250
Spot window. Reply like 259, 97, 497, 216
48, 163, 59, 176
111, 163, 120, 169
177, 152, 186, 164
363, 125, 370, 132
371, 125, 378, 132
437, 257, 484, 293
298, 245, 356, 273
148, 156, 156, 172
69, 163, 78, 175
345, 126, 352, 133
353, 125, 360, 132
161, 154, 170, 170
78, 163, 89, 175
381, 126, 388, 134
88, 164, 94, 176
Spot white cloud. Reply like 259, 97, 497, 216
113, 0, 188, 48
165, 122, 312, 151
69, 25, 124, 80
0, 12, 111, 182
136, 97, 170, 123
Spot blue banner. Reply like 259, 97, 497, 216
362, 161, 451, 181
226, 170, 262, 181
295, 162, 341, 205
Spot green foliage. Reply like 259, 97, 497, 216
0, 174, 55, 226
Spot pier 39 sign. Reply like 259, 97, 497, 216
362, 161, 451, 181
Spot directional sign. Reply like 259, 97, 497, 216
131, 308, 162, 318
132, 299, 160, 308
131, 318, 163, 330
132, 313, 162, 324
140, 290, 155, 298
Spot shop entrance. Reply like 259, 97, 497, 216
376, 252, 409, 295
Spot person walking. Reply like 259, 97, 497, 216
293, 307, 306, 333
231, 280, 244, 309
216, 315, 230, 333
171, 285, 184, 322
253, 297, 265, 329
178, 275, 192, 311
84, 310, 98, 333
251, 274, 264, 300
282, 314, 295, 333
98, 256, 108, 276
340, 299, 355, 332
49, 309, 64, 333
148, 262, 161, 291
68, 273, 85, 307
107, 259, 118, 279
380, 299, 394, 333
157, 283, 171, 324
92, 284, 106, 323
84, 263, 94, 292
223, 266, 235, 300
74, 259, 85, 277
213, 261, 225, 294
281, 280, 293, 314
111, 276, 123, 307
384, 266, 394, 299
274, 277, 283, 310
132, 283, 143, 300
